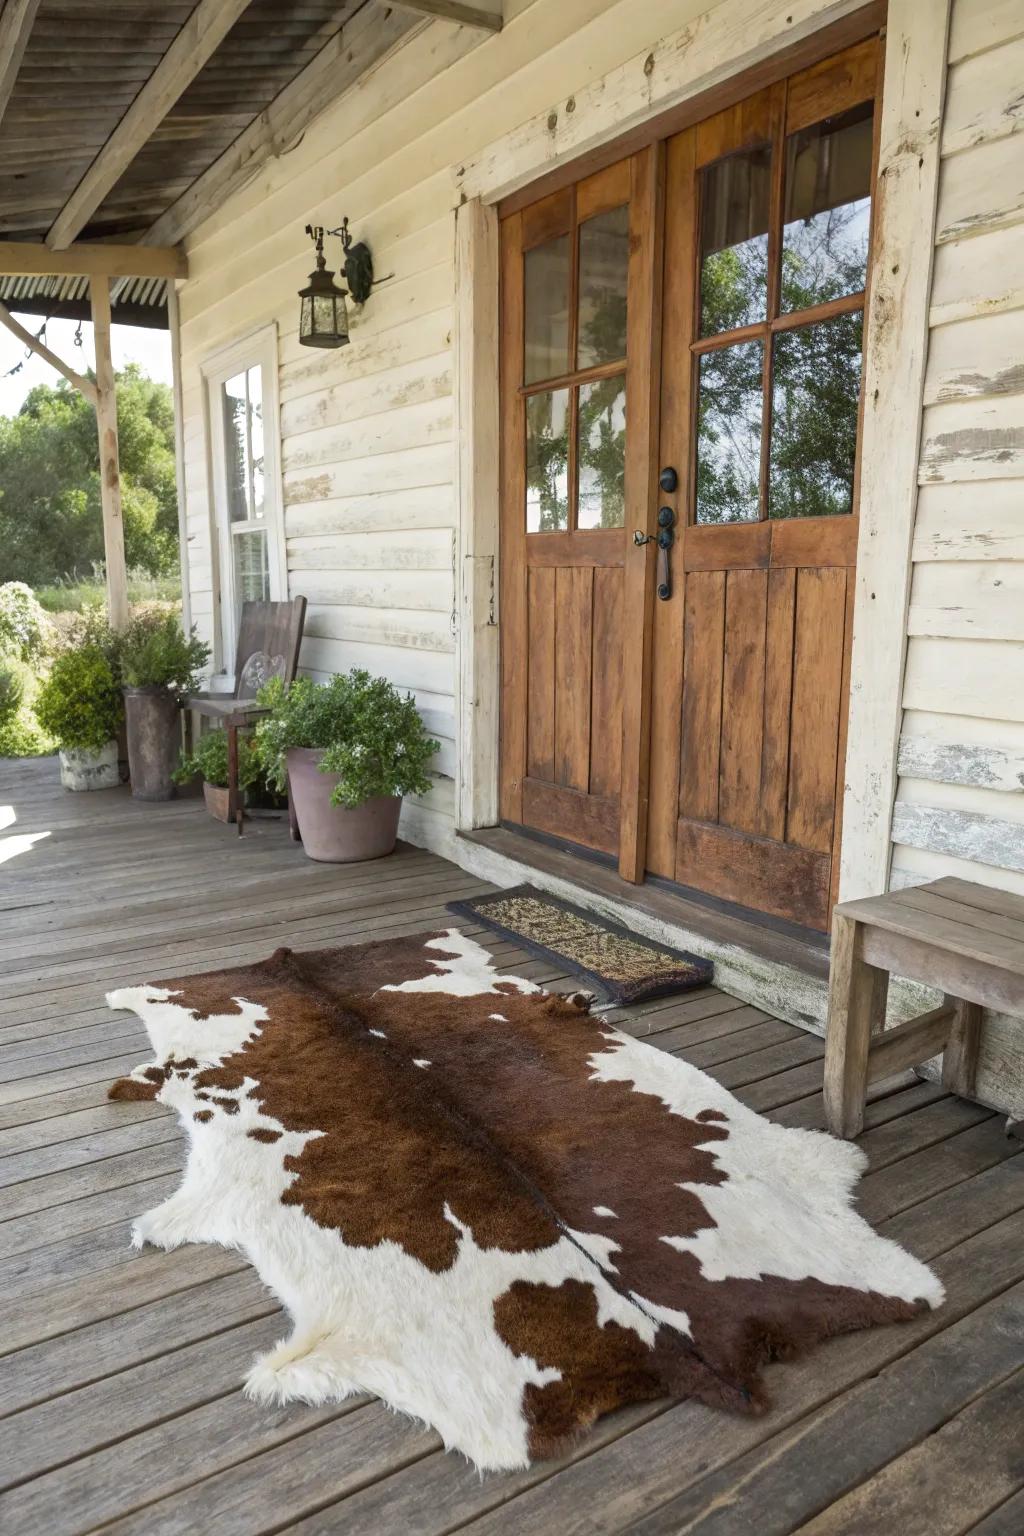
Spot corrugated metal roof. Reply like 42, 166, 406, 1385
0, 272, 169, 329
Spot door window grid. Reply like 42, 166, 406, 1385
692, 85, 876, 526
521, 187, 629, 533
204, 326, 285, 674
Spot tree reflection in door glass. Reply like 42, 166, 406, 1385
577, 375, 626, 528
695, 341, 763, 524
525, 388, 570, 531
782, 105, 873, 313
699, 146, 771, 336
769, 312, 862, 518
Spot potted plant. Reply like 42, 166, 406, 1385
174, 729, 261, 823
120, 611, 210, 801
34, 642, 123, 790
254, 669, 439, 862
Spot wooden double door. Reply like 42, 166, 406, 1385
499, 35, 880, 932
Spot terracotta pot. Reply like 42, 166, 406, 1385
123, 686, 180, 801
286, 747, 401, 862
58, 740, 120, 792
203, 781, 234, 823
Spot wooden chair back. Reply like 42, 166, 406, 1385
233, 597, 307, 699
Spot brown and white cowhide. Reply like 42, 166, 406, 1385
107, 929, 942, 1472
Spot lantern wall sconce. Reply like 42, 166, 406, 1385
298, 219, 375, 349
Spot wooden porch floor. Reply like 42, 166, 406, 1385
2, 756, 1023, 1535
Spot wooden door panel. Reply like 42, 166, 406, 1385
646, 33, 880, 931
522, 779, 619, 856
675, 817, 831, 929
526, 567, 555, 782
678, 570, 724, 823
759, 565, 797, 840
719, 568, 768, 836
787, 566, 848, 853
589, 567, 624, 799
554, 566, 593, 792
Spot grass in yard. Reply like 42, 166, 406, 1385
34, 570, 182, 614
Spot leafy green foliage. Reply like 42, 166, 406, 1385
119, 610, 209, 693
174, 728, 260, 791
0, 366, 179, 586
0, 581, 49, 662
35, 645, 123, 752
254, 670, 440, 808
0, 658, 24, 725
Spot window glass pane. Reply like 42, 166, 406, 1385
769, 311, 863, 518
524, 235, 570, 384
577, 375, 626, 529
577, 204, 629, 369
525, 388, 570, 532
782, 103, 873, 313
247, 365, 265, 520
222, 372, 250, 522
699, 145, 771, 336
695, 340, 763, 524
232, 528, 270, 621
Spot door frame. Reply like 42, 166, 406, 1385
453, 0, 950, 908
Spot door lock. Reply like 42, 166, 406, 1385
659, 466, 678, 493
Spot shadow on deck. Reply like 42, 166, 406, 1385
1, 756, 1023, 1534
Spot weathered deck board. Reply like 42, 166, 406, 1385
1, 758, 1022, 1534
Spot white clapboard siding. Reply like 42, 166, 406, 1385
907, 560, 1024, 640
891, 801, 1024, 873
286, 529, 453, 573
912, 481, 1024, 562
285, 485, 455, 540
280, 352, 451, 438
280, 309, 452, 407
919, 395, 1024, 484
898, 733, 1024, 793
941, 32, 1024, 156
281, 397, 453, 472
902, 638, 1024, 723
934, 129, 1024, 245
287, 568, 454, 613
890, 844, 1024, 900
301, 603, 454, 653
282, 442, 454, 505
922, 309, 1024, 404
948, 0, 1024, 66
897, 774, 1024, 823
893, 6, 1024, 944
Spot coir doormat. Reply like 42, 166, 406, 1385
447, 885, 714, 1004
107, 928, 942, 1472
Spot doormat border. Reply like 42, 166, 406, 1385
447, 885, 714, 1005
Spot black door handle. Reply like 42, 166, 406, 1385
656, 506, 675, 599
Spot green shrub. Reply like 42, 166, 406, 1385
0, 659, 25, 726
0, 582, 49, 662
35, 645, 123, 753
174, 728, 261, 791
119, 610, 209, 693
255, 670, 439, 808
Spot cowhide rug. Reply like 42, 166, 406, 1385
107, 928, 943, 1472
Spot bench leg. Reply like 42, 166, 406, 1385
941, 995, 982, 1099
227, 724, 244, 837
824, 913, 890, 1139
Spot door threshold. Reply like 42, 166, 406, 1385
456, 826, 830, 1035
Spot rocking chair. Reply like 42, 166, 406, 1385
187, 596, 306, 835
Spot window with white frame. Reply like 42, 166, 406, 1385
203, 325, 286, 673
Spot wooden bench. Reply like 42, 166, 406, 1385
823, 876, 1024, 1138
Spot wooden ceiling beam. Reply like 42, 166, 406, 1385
389, 0, 501, 30
143, 5, 419, 249
0, 240, 187, 278
0, 0, 43, 132
46, 0, 257, 250
0, 300, 98, 403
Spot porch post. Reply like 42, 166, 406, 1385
89, 278, 130, 631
